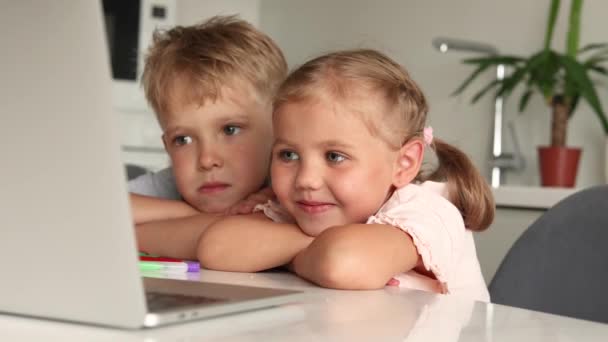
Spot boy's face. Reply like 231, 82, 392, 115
160, 85, 273, 213
270, 97, 399, 236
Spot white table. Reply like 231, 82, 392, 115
2, 269, 607, 341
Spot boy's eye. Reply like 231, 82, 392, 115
278, 150, 299, 161
173, 135, 193, 146
326, 151, 346, 163
223, 125, 241, 136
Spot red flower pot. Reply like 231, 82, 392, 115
538, 146, 582, 187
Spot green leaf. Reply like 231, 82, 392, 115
559, 55, 608, 133
519, 89, 534, 113
496, 51, 550, 99
584, 45, 608, 61
451, 63, 494, 96
544, 0, 561, 50
496, 67, 528, 98
462, 56, 524, 66
471, 79, 501, 104
569, 95, 580, 118
566, 0, 582, 57
590, 65, 608, 76
585, 55, 608, 66
453, 55, 526, 97
579, 43, 608, 54
527, 50, 560, 101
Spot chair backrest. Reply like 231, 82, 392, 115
489, 185, 608, 323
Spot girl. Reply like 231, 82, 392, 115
198, 49, 494, 302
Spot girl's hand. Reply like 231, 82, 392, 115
386, 278, 400, 286
224, 187, 276, 215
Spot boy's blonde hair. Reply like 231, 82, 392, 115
274, 49, 495, 231
142, 15, 287, 118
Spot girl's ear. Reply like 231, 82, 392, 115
392, 139, 424, 188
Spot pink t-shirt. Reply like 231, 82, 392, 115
255, 181, 490, 302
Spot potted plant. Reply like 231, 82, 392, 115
453, 0, 608, 187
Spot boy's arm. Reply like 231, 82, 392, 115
291, 224, 420, 290
136, 212, 222, 259
130, 193, 200, 224
198, 213, 313, 272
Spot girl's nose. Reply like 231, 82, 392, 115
295, 161, 323, 190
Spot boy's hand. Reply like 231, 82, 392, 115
224, 187, 275, 215
130, 193, 200, 224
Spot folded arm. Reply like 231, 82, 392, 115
198, 213, 313, 272
136, 212, 222, 259
130, 193, 200, 224
292, 224, 420, 290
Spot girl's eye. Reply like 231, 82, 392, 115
278, 150, 299, 161
326, 151, 346, 163
173, 135, 193, 146
223, 125, 241, 136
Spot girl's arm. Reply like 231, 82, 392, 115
291, 224, 420, 290
136, 213, 222, 259
198, 213, 313, 272
130, 193, 200, 224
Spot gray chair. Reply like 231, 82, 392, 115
489, 185, 608, 323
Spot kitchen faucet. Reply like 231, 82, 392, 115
432, 37, 524, 187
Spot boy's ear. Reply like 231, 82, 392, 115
392, 139, 424, 188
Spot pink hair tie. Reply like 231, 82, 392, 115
423, 126, 434, 146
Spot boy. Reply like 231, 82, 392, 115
129, 16, 287, 259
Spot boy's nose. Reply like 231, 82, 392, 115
294, 162, 323, 190
197, 144, 223, 170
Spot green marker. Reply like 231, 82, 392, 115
138, 261, 189, 272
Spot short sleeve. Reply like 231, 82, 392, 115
128, 167, 181, 200
253, 200, 295, 223
366, 185, 465, 292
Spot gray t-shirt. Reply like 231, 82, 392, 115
128, 167, 181, 200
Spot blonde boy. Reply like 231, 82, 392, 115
129, 16, 287, 259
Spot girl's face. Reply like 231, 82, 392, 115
271, 97, 400, 236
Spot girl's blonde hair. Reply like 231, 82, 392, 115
274, 49, 494, 231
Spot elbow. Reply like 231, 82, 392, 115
197, 225, 227, 270
314, 257, 388, 290
305, 239, 389, 290
196, 220, 261, 273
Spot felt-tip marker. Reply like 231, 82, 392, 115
138, 261, 199, 272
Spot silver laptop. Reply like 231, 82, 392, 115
0, 1, 305, 329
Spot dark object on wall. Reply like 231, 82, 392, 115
489, 185, 608, 323
102, 0, 140, 81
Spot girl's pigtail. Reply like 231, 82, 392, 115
426, 138, 495, 231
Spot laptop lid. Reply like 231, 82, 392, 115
0, 1, 148, 328
0, 1, 309, 330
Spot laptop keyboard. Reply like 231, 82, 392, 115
146, 291, 228, 312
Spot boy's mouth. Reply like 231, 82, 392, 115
198, 182, 230, 194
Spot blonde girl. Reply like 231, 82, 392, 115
198, 49, 494, 302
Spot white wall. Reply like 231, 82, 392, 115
259, 0, 608, 188
177, 0, 259, 26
